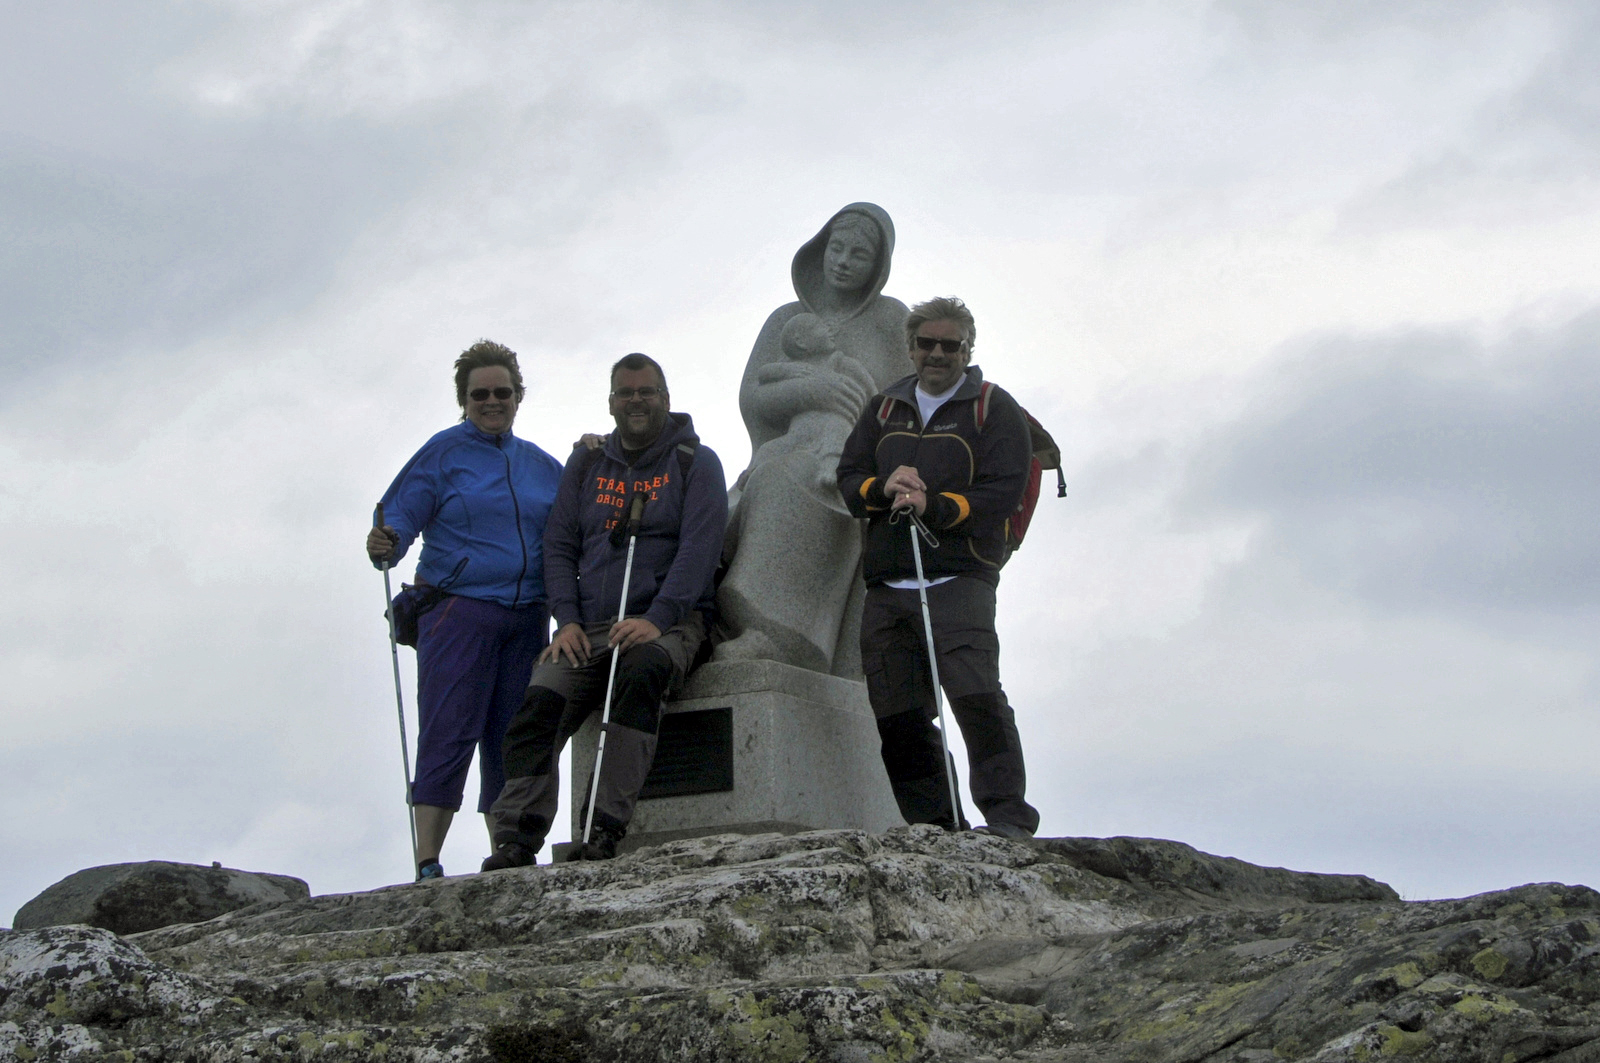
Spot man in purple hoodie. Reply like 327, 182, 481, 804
483, 354, 728, 867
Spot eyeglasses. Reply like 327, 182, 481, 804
913, 336, 967, 354
468, 386, 516, 401
611, 386, 665, 401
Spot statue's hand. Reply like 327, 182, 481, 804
835, 354, 879, 401
815, 363, 873, 421
757, 361, 814, 384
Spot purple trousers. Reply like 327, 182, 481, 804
413, 595, 550, 813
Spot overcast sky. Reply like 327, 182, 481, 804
4, 0, 1598, 923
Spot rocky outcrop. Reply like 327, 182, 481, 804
12, 861, 310, 935
0, 923, 226, 1057
1, 828, 1595, 1062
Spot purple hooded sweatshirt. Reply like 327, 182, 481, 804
543, 412, 728, 635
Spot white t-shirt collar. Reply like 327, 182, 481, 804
914, 373, 967, 427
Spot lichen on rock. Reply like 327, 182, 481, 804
3, 829, 1597, 1061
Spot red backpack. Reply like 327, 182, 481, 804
875, 382, 1064, 559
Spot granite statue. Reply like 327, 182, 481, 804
715, 203, 910, 675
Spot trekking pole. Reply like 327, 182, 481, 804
582, 491, 648, 848
375, 504, 420, 879
900, 507, 963, 830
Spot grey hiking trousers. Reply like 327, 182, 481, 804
860, 576, 1039, 835
488, 614, 704, 852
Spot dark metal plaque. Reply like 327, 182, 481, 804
639, 707, 734, 799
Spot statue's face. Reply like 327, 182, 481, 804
823, 223, 878, 293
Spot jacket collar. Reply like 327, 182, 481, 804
883, 365, 987, 406
602, 411, 699, 467
460, 420, 515, 445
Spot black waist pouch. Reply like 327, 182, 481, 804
385, 583, 450, 647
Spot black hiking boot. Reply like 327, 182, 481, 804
481, 842, 536, 872
972, 823, 1034, 841
569, 824, 624, 862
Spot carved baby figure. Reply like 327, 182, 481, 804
751, 312, 878, 472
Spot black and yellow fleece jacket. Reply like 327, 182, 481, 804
837, 366, 1031, 587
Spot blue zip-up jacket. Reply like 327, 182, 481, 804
544, 412, 728, 634
374, 420, 564, 608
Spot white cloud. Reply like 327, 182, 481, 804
1189, 312, 1600, 613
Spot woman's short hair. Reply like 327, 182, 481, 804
904, 296, 976, 351
454, 340, 525, 414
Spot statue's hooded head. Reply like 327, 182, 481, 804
791, 203, 896, 320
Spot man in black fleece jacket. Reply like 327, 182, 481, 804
484, 353, 727, 867
836, 296, 1040, 839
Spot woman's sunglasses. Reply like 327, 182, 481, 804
469, 387, 516, 401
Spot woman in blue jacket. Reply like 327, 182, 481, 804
366, 340, 564, 879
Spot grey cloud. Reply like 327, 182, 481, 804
0, 117, 449, 392
0, 719, 397, 925
1185, 312, 1600, 613
1496, 5, 1600, 163
1342, 4, 1600, 224
0, 3, 769, 397
705, 0, 1107, 46
1058, 738, 1600, 899
1212, 0, 1517, 42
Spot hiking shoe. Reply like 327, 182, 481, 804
569, 826, 622, 862
973, 823, 1035, 841
480, 843, 536, 872
417, 859, 445, 880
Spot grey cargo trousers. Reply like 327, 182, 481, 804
860, 575, 1040, 835
489, 614, 704, 852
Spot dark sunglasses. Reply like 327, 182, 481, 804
611, 386, 664, 401
913, 336, 967, 354
468, 386, 516, 401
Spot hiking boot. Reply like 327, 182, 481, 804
569, 825, 623, 862
480, 842, 536, 872
417, 859, 445, 881
972, 823, 1034, 841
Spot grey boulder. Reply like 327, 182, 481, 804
12, 860, 309, 935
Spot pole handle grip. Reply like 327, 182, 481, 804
374, 503, 385, 528
625, 491, 647, 533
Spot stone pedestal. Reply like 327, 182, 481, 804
560, 659, 904, 857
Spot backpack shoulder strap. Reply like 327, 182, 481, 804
973, 381, 996, 431
581, 439, 694, 481
875, 395, 896, 426
579, 443, 606, 479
